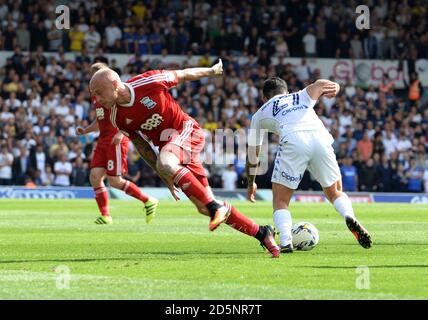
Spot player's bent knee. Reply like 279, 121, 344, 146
157, 160, 178, 177
323, 181, 343, 203
89, 170, 103, 186
107, 176, 124, 189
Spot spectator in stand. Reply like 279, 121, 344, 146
124, 152, 143, 186
359, 158, 378, 192
376, 154, 393, 192
357, 132, 373, 162
16, 22, 30, 51
134, 27, 149, 55
0, 0, 427, 191
0, 145, 13, 185
406, 159, 424, 193
396, 130, 413, 154
53, 153, 72, 187
104, 21, 122, 52
406, 72, 423, 107
340, 157, 358, 192
222, 164, 238, 191
392, 164, 408, 192
71, 156, 89, 186
69, 22, 85, 52
424, 168, 428, 193
84, 25, 101, 54
40, 165, 54, 186
302, 27, 317, 57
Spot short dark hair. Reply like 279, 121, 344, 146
262, 77, 288, 100
90, 62, 108, 76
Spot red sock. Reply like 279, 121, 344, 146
173, 167, 213, 205
94, 186, 109, 217
224, 202, 259, 237
122, 180, 149, 203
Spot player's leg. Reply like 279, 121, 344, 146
271, 183, 295, 253
106, 142, 158, 223
89, 167, 112, 224
309, 133, 372, 248
190, 182, 279, 258
270, 132, 309, 253
323, 181, 372, 248
157, 143, 230, 231
194, 181, 260, 237
107, 175, 159, 223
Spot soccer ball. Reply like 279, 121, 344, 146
291, 222, 319, 251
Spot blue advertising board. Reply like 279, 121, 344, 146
0, 186, 427, 203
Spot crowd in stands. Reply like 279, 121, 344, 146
0, 0, 427, 60
0, 0, 427, 193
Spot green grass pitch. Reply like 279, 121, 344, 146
0, 199, 427, 299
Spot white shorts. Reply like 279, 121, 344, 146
271, 130, 341, 189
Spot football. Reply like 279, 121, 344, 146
291, 222, 320, 251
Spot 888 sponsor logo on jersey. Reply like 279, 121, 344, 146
140, 113, 164, 130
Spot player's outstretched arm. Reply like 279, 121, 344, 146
175, 59, 223, 83
306, 79, 340, 100
76, 120, 99, 135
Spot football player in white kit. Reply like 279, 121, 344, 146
246, 77, 372, 253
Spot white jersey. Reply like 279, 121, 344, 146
248, 88, 326, 146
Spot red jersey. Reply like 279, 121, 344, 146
92, 97, 128, 145
109, 70, 194, 147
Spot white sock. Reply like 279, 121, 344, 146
333, 194, 355, 220
273, 209, 292, 247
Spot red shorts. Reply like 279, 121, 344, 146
91, 141, 128, 176
161, 120, 209, 187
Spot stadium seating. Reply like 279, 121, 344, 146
0, 0, 427, 192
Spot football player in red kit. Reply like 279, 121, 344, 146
89, 60, 280, 257
76, 63, 158, 225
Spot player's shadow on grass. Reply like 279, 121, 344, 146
304, 265, 428, 269
0, 252, 257, 264
337, 243, 428, 246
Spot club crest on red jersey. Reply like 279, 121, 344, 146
140, 96, 157, 109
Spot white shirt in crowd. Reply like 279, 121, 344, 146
0, 110, 14, 121
5, 98, 22, 110
56, 104, 70, 116
302, 33, 317, 55
382, 134, 397, 157
222, 169, 238, 191
294, 64, 311, 82
365, 91, 379, 101
54, 160, 72, 186
105, 25, 122, 47
396, 138, 412, 152
36, 151, 46, 174
321, 95, 336, 113
344, 85, 356, 98
74, 103, 85, 121
0, 152, 14, 180
84, 30, 101, 53
339, 114, 353, 129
